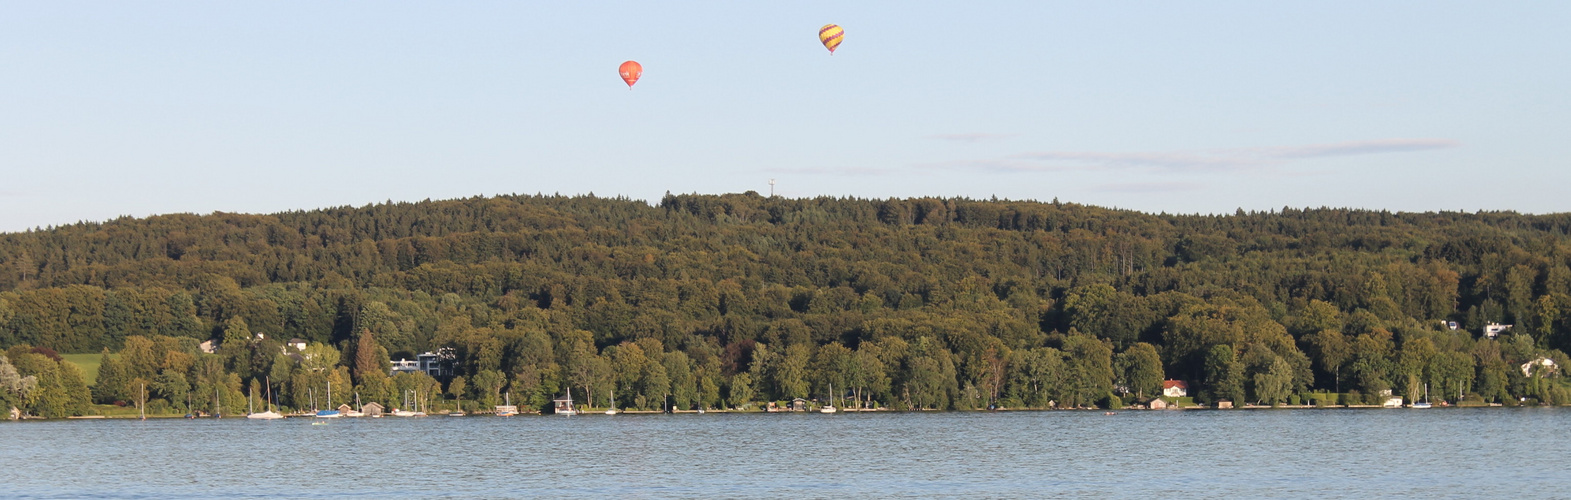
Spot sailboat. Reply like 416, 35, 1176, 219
411, 389, 427, 417
605, 387, 618, 415
391, 390, 416, 417
215, 387, 222, 419
315, 381, 341, 418
139, 383, 147, 421
1410, 384, 1433, 409
819, 383, 838, 413
554, 387, 577, 416
248, 377, 284, 420
344, 393, 365, 418
495, 392, 519, 417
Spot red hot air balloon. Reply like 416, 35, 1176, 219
619, 61, 642, 89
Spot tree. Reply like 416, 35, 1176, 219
469, 370, 505, 408
1253, 356, 1293, 406
1203, 345, 1244, 405
1063, 334, 1113, 408
728, 372, 754, 408
352, 328, 388, 385
773, 344, 811, 400
664, 351, 697, 410
93, 349, 129, 404
1303, 329, 1350, 392
299, 342, 341, 372
1120, 342, 1164, 399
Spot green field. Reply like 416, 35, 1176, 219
62, 353, 110, 386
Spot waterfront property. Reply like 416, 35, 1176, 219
1162, 380, 1188, 398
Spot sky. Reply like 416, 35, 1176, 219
1, 1, 1568, 232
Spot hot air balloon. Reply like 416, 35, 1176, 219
619, 61, 642, 89
818, 24, 844, 54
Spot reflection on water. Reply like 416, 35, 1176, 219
3, 408, 1568, 498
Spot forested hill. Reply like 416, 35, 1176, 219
4, 193, 1571, 415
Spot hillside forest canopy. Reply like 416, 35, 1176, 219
3, 193, 1571, 417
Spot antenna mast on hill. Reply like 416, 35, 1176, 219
769, 179, 776, 197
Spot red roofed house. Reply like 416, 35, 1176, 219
1162, 380, 1189, 398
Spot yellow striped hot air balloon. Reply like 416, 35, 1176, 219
818, 24, 844, 54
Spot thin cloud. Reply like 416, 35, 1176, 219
1010, 151, 1258, 171
1092, 182, 1204, 193
927, 133, 1014, 143
914, 159, 1071, 173
1262, 138, 1458, 159
984, 138, 1460, 173
762, 166, 895, 176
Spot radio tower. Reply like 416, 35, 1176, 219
769, 179, 776, 197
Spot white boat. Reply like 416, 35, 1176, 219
392, 390, 419, 417
553, 387, 577, 416
1410, 384, 1433, 409
247, 380, 285, 420
819, 383, 838, 413
605, 387, 618, 415
496, 392, 519, 417
410, 389, 427, 417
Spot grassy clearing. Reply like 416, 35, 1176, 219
62, 353, 110, 386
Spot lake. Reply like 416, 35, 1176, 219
3, 408, 1568, 498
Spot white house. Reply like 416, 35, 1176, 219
1484, 323, 1512, 339
1522, 357, 1558, 377
391, 348, 455, 377
1383, 396, 1404, 408
390, 358, 421, 376
1162, 380, 1188, 398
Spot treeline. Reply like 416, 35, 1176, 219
2, 193, 1571, 416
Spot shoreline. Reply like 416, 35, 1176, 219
10, 402, 1548, 421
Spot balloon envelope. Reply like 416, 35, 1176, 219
818, 24, 844, 54
619, 61, 642, 88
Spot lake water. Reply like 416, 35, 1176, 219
3, 408, 1569, 498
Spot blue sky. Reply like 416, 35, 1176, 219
2, 2, 1567, 231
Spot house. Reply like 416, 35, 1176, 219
1383, 396, 1404, 408
286, 338, 308, 352
1484, 323, 1512, 339
361, 402, 385, 417
198, 340, 217, 354
553, 393, 575, 414
790, 398, 809, 411
416, 350, 452, 378
1522, 357, 1558, 377
1215, 400, 1233, 409
1162, 380, 1189, 398
1148, 398, 1169, 410
390, 358, 421, 376
390, 349, 455, 378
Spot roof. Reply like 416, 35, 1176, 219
1163, 380, 1188, 390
